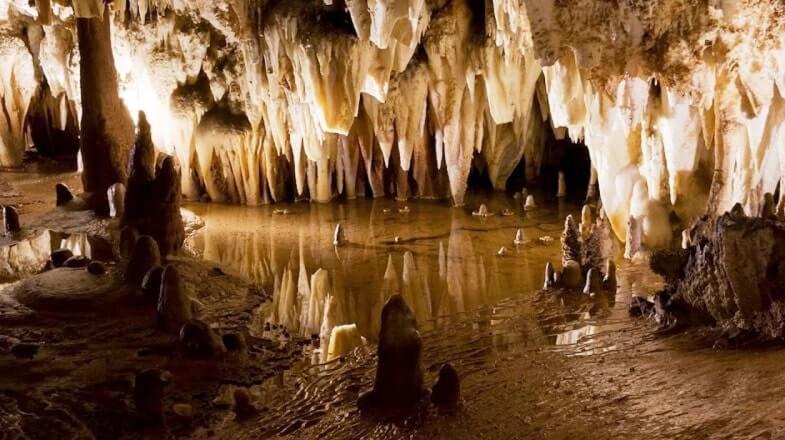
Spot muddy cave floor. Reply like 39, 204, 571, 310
2, 169, 785, 439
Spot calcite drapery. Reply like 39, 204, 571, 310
3, 0, 785, 246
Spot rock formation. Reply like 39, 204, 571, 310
107, 183, 125, 219
358, 294, 424, 411
55, 183, 73, 206
76, 3, 135, 211
121, 114, 184, 256
125, 235, 161, 286
431, 363, 460, 408
178, 319, 226, 359
2, 206, 20, 235
157, 265, 193, 333
0, 1, 783, 250
651, 209, 785, 339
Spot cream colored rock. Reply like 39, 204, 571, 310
326, 323, 363, 361
107, 183, 126, 219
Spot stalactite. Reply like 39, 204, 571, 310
5, 0, 785, 248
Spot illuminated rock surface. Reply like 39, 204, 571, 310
0, 0, 781, 247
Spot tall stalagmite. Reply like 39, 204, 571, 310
76, 4, 134, 211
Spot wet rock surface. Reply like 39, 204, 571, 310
651, 210, 785, 338
121, 114, 184, 257
125, 235, 161, 286
358, 295, 425, 411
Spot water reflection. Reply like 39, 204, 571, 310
0, 229, 112, 282
185, 197, 569, 351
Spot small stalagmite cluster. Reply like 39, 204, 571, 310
544, 205, 617, 296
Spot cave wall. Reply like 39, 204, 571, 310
1, 0, 785, 246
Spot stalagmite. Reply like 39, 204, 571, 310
561, 260, 582, 289
326, 323, 363, 361
579, 205, 593, 241
126, 235, 161, 286
108, 183, 126, 219
157, 265, 192, 333
472, 204, 491, 217
603, 260, 617, 292
431, 363, 460, 408
358, 295, 424, 410
561, 215, 581, 265
50, 248, 73, 268
582, 268, 602, 296
306, 269, 329, 336
141, 265, 164, 304
514, 228, 525, 245
122, 114, 184, 256
524, 195, 537, 211
543, 261, 555, 289
76, 3, 134, 210
119, 226, 139, 260
55, 183, 73, 207
333, 224, 345, 246
178, 319, 226, 358
3, 206, 20, 235
63, 255, 90, 268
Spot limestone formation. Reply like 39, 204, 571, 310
86, 261, 106, 275
472, 204, 491, 217
107, 183, 126, 219
431, 363, 460, 408
603, 260, 617, 292
178, 319, 226, 358
55, 183, 73, 206
560, 260, 583, 289
524, 195, 537, 211
582, 268, 602, 296
3, 206, 20, 235
125, 235, 161, 286
358, 295, 424, 410
326, 323, 363, 361
333, 223, 345, 246
119, 226, 139, 260
651, 211, 785, 338
579, 205, 593, 241
76, 4, 135, 212
50, 248, 74, 268
543, 262, 555, 289
0, 0, 783, 247
157, 265, 192, 333
121, 114, 184, 256
624, 216, 641, 260
141, 265, 164, 304
514, 228, 525, 245
561, 215, 581, 265
582, 210, 614, 273
63, 255, 90, 268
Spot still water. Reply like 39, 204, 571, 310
183, 195, 667, 438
